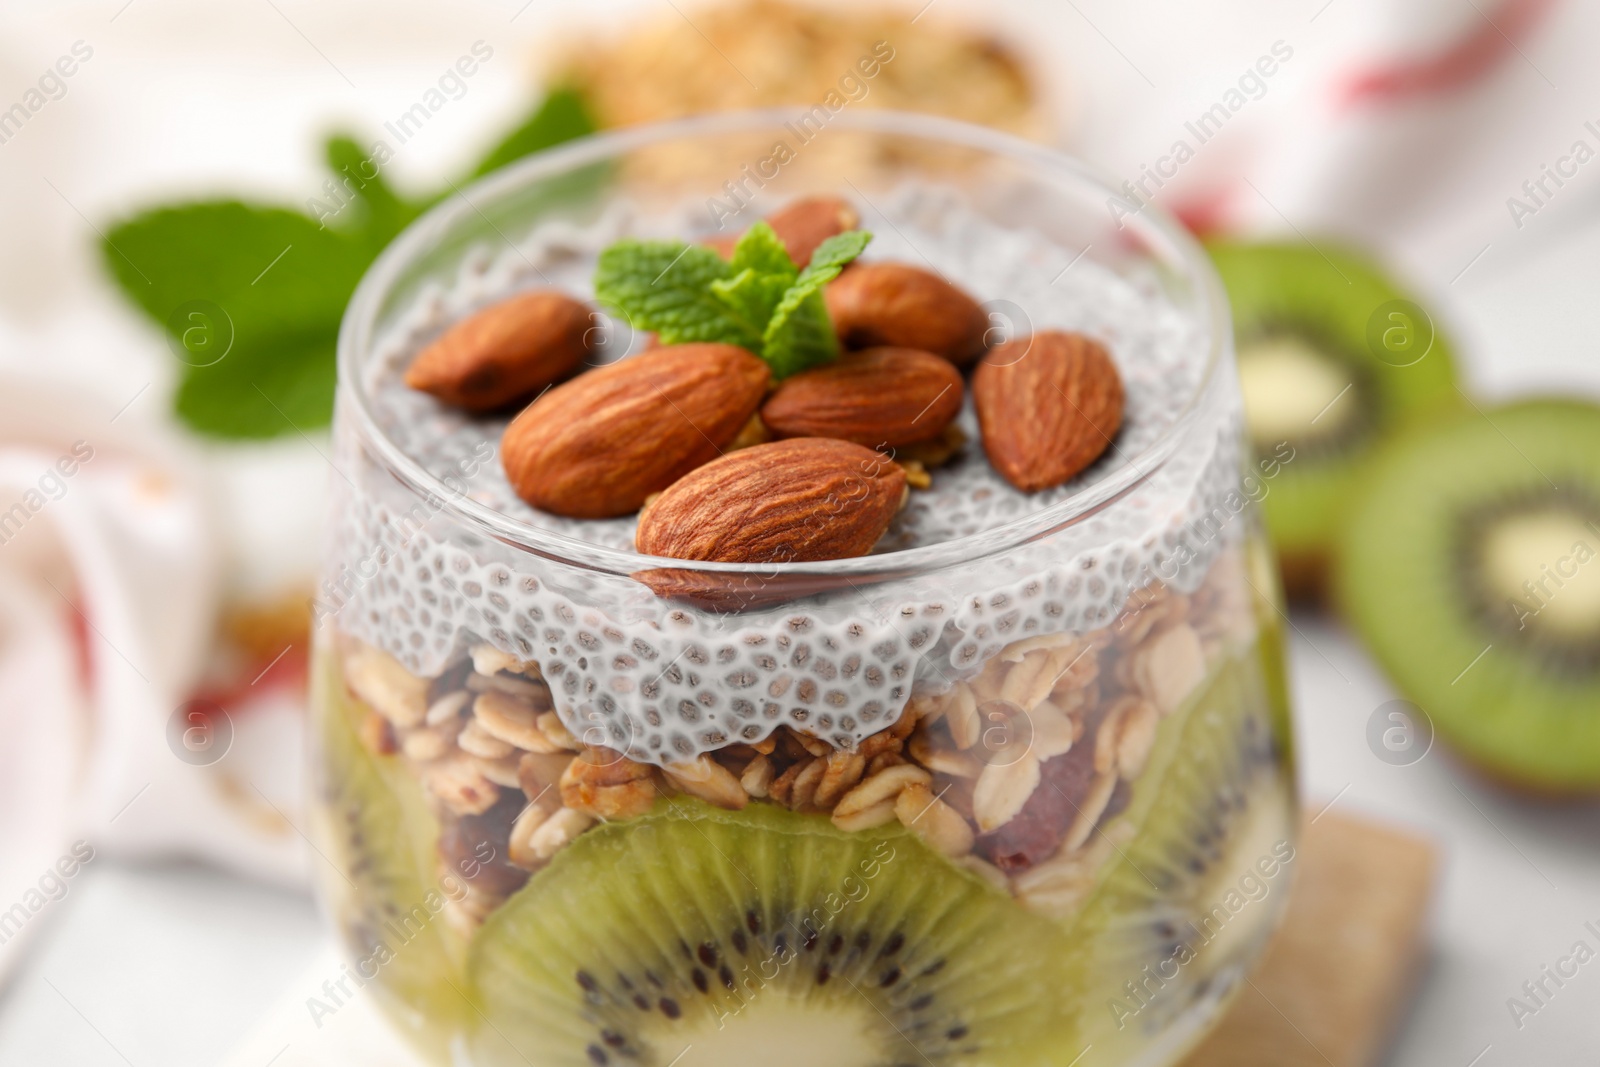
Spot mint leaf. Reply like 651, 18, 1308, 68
762, 289, 838, 378
103, 201, 368, 332
471, 87, 595, 179
709, 223, 797, 333
324, 133, 421, 247
101, 202, 369, 438
728, 220, 797, 278
595, 240, 761, 348
762, 230, 873, 377
592, 226, 872, 377
801, 229, 874, 278
99, 88, 600, 440
175, 328, 339, 439
707, 270, 772, 336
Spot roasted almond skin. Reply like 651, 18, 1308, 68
825, 262, 990, 366
633, 569, 847, 611
761, 347, 964, 448
501, 344, 770, 519
704, 196, 860, 268
765, 196, 860, 268
635, 438, 905, 564
404, 290, 595, 411
971, 330, 1125, 493
702, 233, 740, 259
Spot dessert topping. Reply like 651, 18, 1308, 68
634, 437, 906, 563
972, 329, 1125, 492
760, 346, 963, 448
404, 290, 597, 411
825, 260, 991, 366
501, 343, 769, 518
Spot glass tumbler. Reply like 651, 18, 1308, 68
311, 109, 1297, 1067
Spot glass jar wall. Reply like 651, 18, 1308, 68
310, 111, 1297, 1067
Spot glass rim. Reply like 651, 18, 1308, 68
336, 107, 1234, 579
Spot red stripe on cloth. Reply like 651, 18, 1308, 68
67, 599, 95, 692
1340, 0, 1556, 105
188, 642, 309, 719
1170, 185, 1238, 239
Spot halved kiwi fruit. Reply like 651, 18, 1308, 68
468, 797, 1075, 1067
310, 650, 468, 1054
1339, 399, 1600, 791
1208, 241, 1459, 597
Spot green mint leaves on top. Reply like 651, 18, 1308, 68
594, 223, 871, 379
592, 241, 764, 351
762, 230, 871, 379
709, 221, 797, 334
99, 88, 596, 440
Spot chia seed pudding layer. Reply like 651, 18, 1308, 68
323, 184, 1246, 766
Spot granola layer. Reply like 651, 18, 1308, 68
331, 538, 1268, 933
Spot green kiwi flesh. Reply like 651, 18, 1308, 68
1208, 241, 1459, 595
311, 649, 468, 1053
467, 797, 1076, 1067
1339, 399, 1600, 791
1061, 645, 1294, 1052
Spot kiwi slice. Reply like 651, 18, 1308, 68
468, 797, 1075, 1067
310, 648, 468, 1054
1062, 645, 1294, 1054
1245, 530, 1295, 755
1208, 241, 1459, 596
1339, 399, 1600, 791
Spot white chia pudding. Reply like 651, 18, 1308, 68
322, 187, 1250, 764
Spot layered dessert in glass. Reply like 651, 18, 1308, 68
311, 111, 1296, 1067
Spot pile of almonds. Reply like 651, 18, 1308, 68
406, 195, 1127, 584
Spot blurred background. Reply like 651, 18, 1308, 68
1, 0, 1598, 1064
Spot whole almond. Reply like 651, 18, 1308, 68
635, 438, 905, 563
404, 290, 595, 411
971, 331, 1125, 492
765, 196, 860, 268
825, 262, 990, 366
501, 344, 770, 518
761, 347, 963, 448
703, 196, 860, 268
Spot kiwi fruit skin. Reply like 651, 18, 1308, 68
1337, 399, 1600, 792
1245, 527, 1296, 759
467, 796, 1076, 1067
309, 645, 468, 1058
1060, 640, 1296, 1057
1208, 240, 1460, 597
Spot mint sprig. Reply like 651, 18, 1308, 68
99, 88, 596, 440
593, 241, 763, 350
763, 230, 871, 378
709, 221, 795, 331
594, 223, 871, 378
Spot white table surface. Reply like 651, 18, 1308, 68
3, 2, 1600, 1064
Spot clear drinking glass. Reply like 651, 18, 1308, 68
311, 109, 1296, 1067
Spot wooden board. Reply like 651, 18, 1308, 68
1181, 808, 1439, 1067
